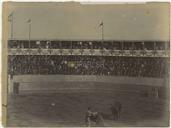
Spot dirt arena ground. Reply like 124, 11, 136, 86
7, 83, 169, 127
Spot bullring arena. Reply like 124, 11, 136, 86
7, 39, 169, 127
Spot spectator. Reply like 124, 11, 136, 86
8, 55, 168, 78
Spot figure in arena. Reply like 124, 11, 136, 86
85, 107, 104, 127
110, 101, 122, 120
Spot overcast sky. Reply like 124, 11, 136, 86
6, 2, 170, 41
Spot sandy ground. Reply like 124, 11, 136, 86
7, 84, 169, 127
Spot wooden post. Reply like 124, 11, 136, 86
13, 82, 19, 94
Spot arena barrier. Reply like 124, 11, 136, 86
8, 75, 168, 94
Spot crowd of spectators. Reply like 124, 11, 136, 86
8, 55, 169, 78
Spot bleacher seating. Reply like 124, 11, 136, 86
8, 55, 169, 78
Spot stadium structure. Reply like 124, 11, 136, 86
7, 39, 170, 127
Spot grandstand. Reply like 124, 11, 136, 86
7, 39, 170, 127
8, 39, 169, 76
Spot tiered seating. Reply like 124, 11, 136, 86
8, 55, 169, 78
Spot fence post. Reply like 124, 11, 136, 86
13, 82, 19, 94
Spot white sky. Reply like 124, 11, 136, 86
6, 2, 170, 41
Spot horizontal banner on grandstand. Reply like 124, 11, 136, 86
8, 48, 169, 57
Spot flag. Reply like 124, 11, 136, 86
26, 19, 31, 23
99, 21, 103, 27
8, 12, 13, 22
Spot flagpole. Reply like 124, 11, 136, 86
26, 19, 31, 59
28, 21, 31, 49
102, 22, 104, 43
8, 12, 14, 39
100, 21, 104, 49
26, 19, 31, 50
11, 14, 13, 39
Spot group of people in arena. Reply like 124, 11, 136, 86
85, 101, 122, 127
8, 55, 169, 78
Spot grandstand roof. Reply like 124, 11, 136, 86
8, 38, 169, 42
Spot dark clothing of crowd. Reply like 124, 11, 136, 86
8, 55, 169, 78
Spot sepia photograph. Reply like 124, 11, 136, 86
2, 2, 170, 127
